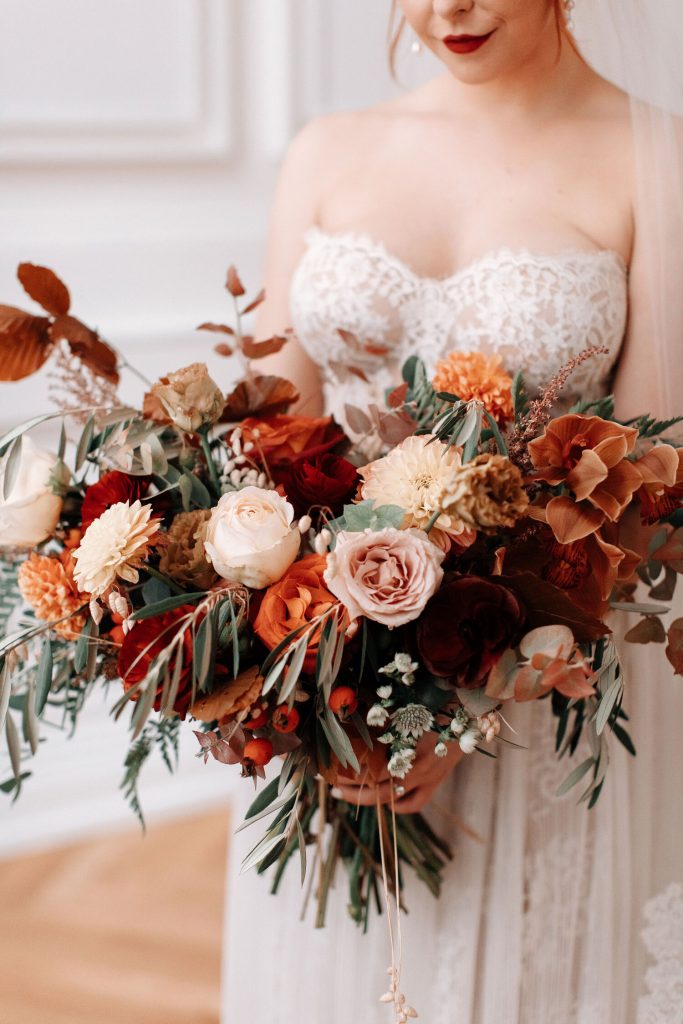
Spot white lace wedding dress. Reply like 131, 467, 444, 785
221, 227, 683, 1023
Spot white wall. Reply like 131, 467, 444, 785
0, 0, 439, 850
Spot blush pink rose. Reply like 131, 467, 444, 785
323, 527, 445, 628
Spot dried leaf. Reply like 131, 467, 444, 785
344, 404, 372, 434
329, 360, 369, 383
665, 618, 683, 675
377, 411, 417, 446
214, 343, 234, 357
624, 616, 667, 645
142, 389, 172, 425
196, 322, 235, 336
226, 265, 246, 297
17, 262, 70, 316
222, 374, 299, 420
242, 288, 266, 315
241, 334, 288, 360
190, 666, 263, 722
0, 305, 53, 380
49, 315, 119, 384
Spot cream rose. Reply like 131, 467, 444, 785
0, 437, 67, 549
323, 527, 445, 628
149, 362, 224, 433
204, 486, 300, 589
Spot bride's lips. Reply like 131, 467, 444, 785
443, 31, 495, 55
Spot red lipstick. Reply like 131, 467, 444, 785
443, 31, 494, 54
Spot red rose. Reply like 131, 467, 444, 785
81, 471, 149, 532
280, 453, 359, 518
118, 605, 197, 718
417, 575, 526, 688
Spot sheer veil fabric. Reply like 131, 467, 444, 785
220, 4, 683, 1021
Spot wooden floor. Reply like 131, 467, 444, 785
0, 810, 228, 1024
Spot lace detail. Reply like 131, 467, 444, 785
290, 226, 628, 431
638, 884, 683, 1023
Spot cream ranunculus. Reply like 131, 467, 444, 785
204, 486, 301, 589
0, 437, 67, 549
149, 362, 224, 433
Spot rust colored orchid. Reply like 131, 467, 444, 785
528, 414, 642, 544
486, 625, 596, 703
634, 444, 683, 524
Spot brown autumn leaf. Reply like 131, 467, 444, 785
242, 287, 266, 315
226, 265, 246, 297
624, 616, 667, 645
0, 304, 53, 380
653, 529, 683, 573
497, 572, 609, 643
190, 666, 263, 722
377, 411, 417, 446
329, 360, 369, 384
17, 263, 70, 317
241, 334, 289, 360
214, 342, 234, 357
142, 389, 172, 425
197, 322, 235, 336
49, 314, 119, 385
337, 327, 390, 358
388, 382, 409, 408
222, 374, 299, 420
665, 618, 683, 675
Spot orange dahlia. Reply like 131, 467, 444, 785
432, 351, 514, 426
18, 551, 88, 639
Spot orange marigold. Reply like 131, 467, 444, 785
18, 551, 88, 640
432, 351, 514, 426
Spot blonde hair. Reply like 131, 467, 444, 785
387, 0, 582, 80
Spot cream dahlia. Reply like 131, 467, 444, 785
358, 434, 476, 546
73, 499, 160, 597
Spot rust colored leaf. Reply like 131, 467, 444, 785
666, 618, 683, 675
337, 327, 389, 358
49, 315, 119, 385
226, 265, 246, 297
377, 411, 417, 446
242, 334, 288, 360
388, 382, 409, 408
222, 374, 299, 421
197, 322, 235, 336
214, 342, 234, 358
242, 288, 266, 315
329, 360, 369, 383
17, 262, 70, 316
498, 572, 609, 643
624, 616, 667, 645
0, 305, 53, 380
344, 404, 372, 434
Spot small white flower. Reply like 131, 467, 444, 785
450, 707, 470, 736
459, 729, 480, 754
434, 741, 448, 758
377, 732, 394, 745
367, 704, 389, 728
377, 684, 393, 700
298, 514, 312, 533
391, 703, 434, 740
387, 748, 417, 779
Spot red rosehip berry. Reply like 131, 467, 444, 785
329, 686, 358, 719
109, 625, 126, 646
272, 704, 300, 733
244, 706, 269, 731
243, 738, 273, 767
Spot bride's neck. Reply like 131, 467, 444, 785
430, 40, 590, 123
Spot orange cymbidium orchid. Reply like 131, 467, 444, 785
486, 625, 596, 703
527, 414, 642, 544
633, 444, 683, 524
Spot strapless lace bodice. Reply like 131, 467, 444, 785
290, 226, 628, 425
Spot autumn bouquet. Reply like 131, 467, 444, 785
1, 262, 683, 967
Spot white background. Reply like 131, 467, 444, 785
0, 0, 438, 853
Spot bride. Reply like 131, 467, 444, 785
222, 2, 683, 1021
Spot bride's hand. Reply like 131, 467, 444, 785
331, 733, 465, 815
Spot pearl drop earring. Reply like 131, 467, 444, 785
564, 0, 575, 29
411, 36, 423, 54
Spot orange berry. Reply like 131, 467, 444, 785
272, 704, 300, 733
109, 625, 126, 646
245, 706, 269, 731
243, 738, 273, 767
329, 686, 358, 719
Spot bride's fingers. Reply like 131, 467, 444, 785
332, 777, 407, 807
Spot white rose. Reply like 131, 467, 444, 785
204, 486, 300, 589
0, 437, 66, 549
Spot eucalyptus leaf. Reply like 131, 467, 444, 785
296, 815, 307, 886
0, 659, 12, 734
245, 775, 281, 819
23, 678, 40, 755
556, 756, 595, 797
240, 831, 287, 874
595, 674, 623, 735
74, 415, 95, 472
130, 592, 204, 621
34, 640, 53, 716
5, 712, 22, 781
2, 435, 23, 501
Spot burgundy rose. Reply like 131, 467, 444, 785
417, 575, 526, 688
118, 605, 197, 718
280, 453, 359, 518
81, 471, 149, 532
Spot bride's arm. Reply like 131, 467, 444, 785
251, 118, 332, 416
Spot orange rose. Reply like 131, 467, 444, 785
241, 414, 345, 469
528, 414, 642, 543
254, 553, 343, 673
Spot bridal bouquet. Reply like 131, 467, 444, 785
1, 262, 682, 937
